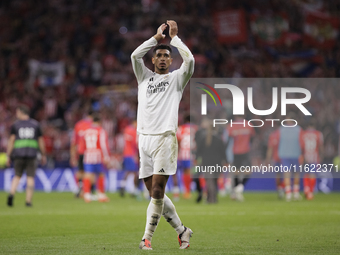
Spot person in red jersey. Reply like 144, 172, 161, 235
227, 117, 255, 201
70, 109, 93, 198
80, 113, 110, 203
301, 121, 324, 200
120, 120, 140, 198
176, 115, 197, 200
266, 128, 284, 199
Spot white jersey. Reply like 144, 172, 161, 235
131, 36, 194, 135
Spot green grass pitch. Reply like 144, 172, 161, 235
1, 192, 339, 255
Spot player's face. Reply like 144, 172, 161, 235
152, 49, 172, 74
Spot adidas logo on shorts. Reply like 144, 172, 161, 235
159, 168, 165, 173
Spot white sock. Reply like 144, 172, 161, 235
142, 198, 164, 241
162, 194, 185, 235
120, 180, 126, 188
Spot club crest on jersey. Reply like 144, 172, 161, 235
147, 77, 154, 85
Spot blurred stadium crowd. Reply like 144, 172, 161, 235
0, 0, 339, 168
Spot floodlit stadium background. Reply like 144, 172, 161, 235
0, 0, 340, 192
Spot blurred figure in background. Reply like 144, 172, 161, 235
278, 114, 304, 202
80, 112, 110, 203
176, 115, 198, 200
266, 128, 284, 199
227, 117, 255, 201
42, 122, 56, 169
193, 118, 210, 203
196, 118, 226, 203
6, 105, 46, 207
70, 109, 93, 198
301, 120, 324, 200
120, 120, 140, 198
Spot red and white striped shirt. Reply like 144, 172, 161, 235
301, 128, 323, 164
177, 123, 197, 161
71, 118, 93, 154
81, 124, 110, 164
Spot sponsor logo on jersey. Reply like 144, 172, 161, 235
147, 80, 169, 96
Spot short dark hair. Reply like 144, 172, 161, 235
307, 118, 316, 128
87, 108, 94, 116
184, 114, 191, 123
17, 104, 30, 116
153, 44, 172, 55
92, 112, 101, 123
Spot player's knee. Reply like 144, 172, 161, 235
151, 184, 164, 199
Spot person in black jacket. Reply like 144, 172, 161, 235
196, 118, 226, 203
6, 105, 46, 207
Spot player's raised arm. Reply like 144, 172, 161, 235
168, 20, 195, 89
131, 24, 167, 83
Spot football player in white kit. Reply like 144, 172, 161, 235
131, 20, 194, 250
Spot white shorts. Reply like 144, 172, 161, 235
138, 132, 178, 179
